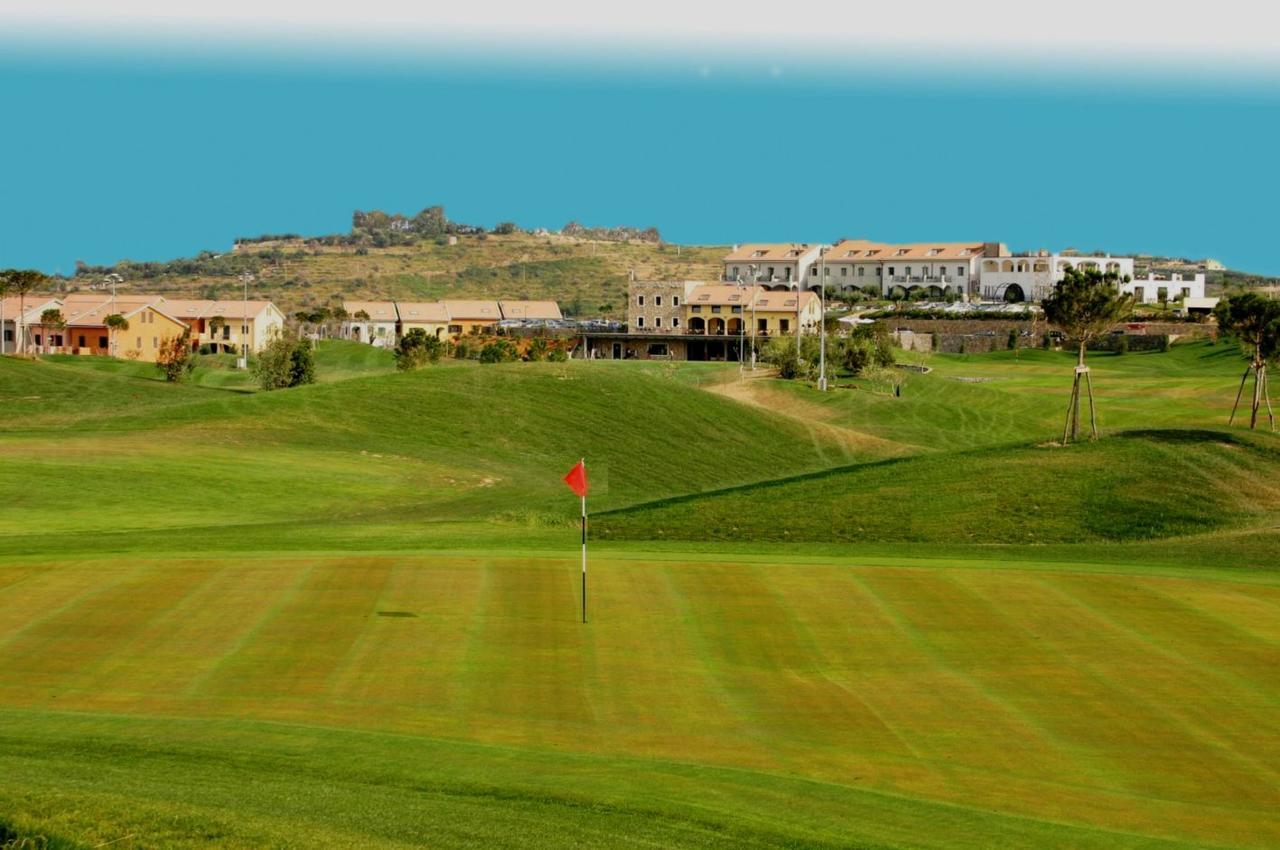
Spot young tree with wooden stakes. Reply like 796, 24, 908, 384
105, 313, 130, 358
1041, 266, 1135, 443
1214, 292, 1280, 431
39, 308, 65, 354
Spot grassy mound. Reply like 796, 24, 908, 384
596, 429, 1280, 544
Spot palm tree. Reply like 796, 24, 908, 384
105, 314, 130, 358
39, 308, 65, 354
1215, 292, 1280, 431
1042, 266, 1135, 443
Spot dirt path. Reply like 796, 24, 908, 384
704, 370, 917, 463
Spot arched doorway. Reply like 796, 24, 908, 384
727, 317, 744, 335
708, 317, 726, 335
1002, 283, 1026, 303
688, 316, 706, 334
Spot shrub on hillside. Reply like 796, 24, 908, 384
394, 328, 445, 370
762, 337, 808, 380
479, 340, 519, 363
156, 331, 195, 383
253, 334, 316, 390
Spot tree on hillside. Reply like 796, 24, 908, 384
393, 328, 445, 370
156, 331, 195, 382
39, 308, 65, 354
1214, 292, 1280, 431
105, 314, 130, 358
1042, 266, 1135, 443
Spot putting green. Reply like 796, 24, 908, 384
1, 553, 1277, 848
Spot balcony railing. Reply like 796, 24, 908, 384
887, 275, 957, 285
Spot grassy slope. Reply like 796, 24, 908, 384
3, 342, 1280, 849
97, 233, 727, 316
0, 349, 858, 555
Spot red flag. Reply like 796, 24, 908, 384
563, 459, 588, 498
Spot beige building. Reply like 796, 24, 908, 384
722, 244, 824, 289
1, 295, 61, 355
443, 300, 502, 336
342, 301, 400, 348
60, 295, 189, 362
627, 281, 698, 333
751, 289, 821, 337
162, 299, 285, 354
397, 302, 451, 338
822, 239, 1008, 299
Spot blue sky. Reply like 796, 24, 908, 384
2, 28, 1278, 274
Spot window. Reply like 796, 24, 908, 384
673, 296, 680, 307
78, 335, 86, 347
222, 326, 230, 339
840, 267, 848, 277
711, 305, 722, 314
757, 318, 768, 332
824, 266, 830, 276
766, 266, 775, 278
647, 343, 668, 356
957, 266, 965, 276
1181, 287, 1191, 299
54, 335, 63, 347
857, 267, 865, 277
654, 317, 662, 328
152, 337, 158, 347
449, 324, 462, 335
691, 305, 701, 313
731, 305, 742, 314
136, 336, 142, 348
888, 267, 896, 276
98, 336, 107, 348
34, 334, 41, 346
732, 266, 739, 277
875, 267, 882, 276
672, 317, 680, 328
3, 330, 10, 342
637, 295, 645, 306
636, 316, 645, 328
780, 319, 790, 333
655, 295, 662, 307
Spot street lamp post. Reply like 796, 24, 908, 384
239, 271, 254, 369
104, 273, 123, 357
818, 248, 828, 392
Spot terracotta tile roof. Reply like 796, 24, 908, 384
723, 243, 819, 263
688, 284, 759, 307
165, 299, 277, 320
396, 302, 450, 323
827, 239, 995, 262
753, 291, 817, 311
442, 300, 501, 321
0, 296, 62, 321
499, 300, 563, 320
343, 301, 399, 321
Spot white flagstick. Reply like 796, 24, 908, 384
580, 459, 587, 624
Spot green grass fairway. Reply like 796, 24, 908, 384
2, 341, 1279, 848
